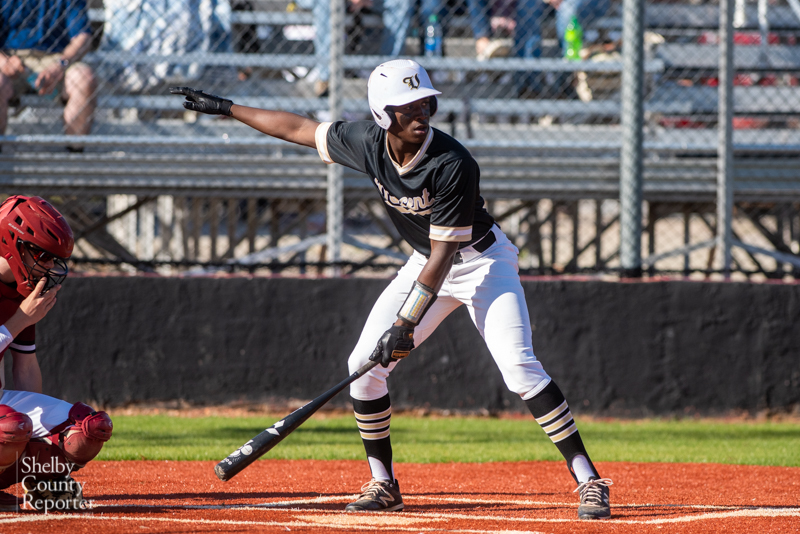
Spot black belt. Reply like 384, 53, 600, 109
453, 230, 496, 264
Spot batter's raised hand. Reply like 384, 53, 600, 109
170, 87, 233, 116
370, 325, 415, 367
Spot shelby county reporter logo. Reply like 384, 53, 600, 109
20, 456, 88, 512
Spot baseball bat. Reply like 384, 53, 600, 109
214, 359, 380, 481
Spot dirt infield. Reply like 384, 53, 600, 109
2, 460, 798, 533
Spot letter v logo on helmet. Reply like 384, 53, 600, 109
402, 74, 420, 89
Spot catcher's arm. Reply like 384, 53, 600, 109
10, 352, 42, 393
1, 279, 58, 393
169, 87, 319, 148
4, 279, 59, 339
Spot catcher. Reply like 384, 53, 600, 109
0, 195, 113, 511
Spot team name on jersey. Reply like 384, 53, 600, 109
373, 178, 434, 215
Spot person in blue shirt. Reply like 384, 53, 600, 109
99, 0, 231, 93
0, 0, 97, 145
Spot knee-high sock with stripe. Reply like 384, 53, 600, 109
352, 394, 394, 481
525, 380, 599, 483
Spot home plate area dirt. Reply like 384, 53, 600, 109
1, 460, 797, 533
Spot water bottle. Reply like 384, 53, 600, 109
564, 16, 583, 61
424, 14, 443, 57
26, 69, 57, 100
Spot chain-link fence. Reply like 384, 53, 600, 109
1, 0, 799, 278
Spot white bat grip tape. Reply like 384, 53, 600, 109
397, 280, 437, 325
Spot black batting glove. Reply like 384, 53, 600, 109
170, 86, 233, 116
370, 325, 415, 368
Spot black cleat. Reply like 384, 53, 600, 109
345, 478, 404, 512
575, 477, 612, 520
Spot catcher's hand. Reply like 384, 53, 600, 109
170, 86, 233, 116
370, 325, 415, 367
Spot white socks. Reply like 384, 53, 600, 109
368, 456, 393, 481
572, 454, 596, 483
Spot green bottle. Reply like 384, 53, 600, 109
564, 15, 583, 61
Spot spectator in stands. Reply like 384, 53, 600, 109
0, 0, 97, 145
376, 0, 445, 56
304, 0, 442, 97
100, 0, 231, 93
521, 0, 610, 59
298, 0, 370, 97
467, 0, 516, 59
469, 0, 611, 96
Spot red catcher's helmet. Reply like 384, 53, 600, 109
0, 195, 74, 296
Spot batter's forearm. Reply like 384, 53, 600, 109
394, 240, 458, 327
416, 262, 449, 295
418, 240, 459, 292
230, 106, 319, 148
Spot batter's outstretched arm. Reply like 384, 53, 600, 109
230, 105, 319, 148
169, 87, 319, 148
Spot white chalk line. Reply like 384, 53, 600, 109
620, 507, 800, 524
80, 493, 795, 514
402, 507, 800, 524
412, 495, 759, 511
0, 514, 550, 533
0, 495, 796, 529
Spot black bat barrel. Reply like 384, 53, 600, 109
214, 402, 313, 481
214, 360, 380, 481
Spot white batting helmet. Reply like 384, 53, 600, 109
367, 59, 442, 130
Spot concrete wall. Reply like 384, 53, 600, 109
23, 277, 800, 416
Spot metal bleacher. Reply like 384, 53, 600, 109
3, 0, 655, 187
4, 1, 800, 161
2, 1, 800, 276
4, 12, 797, 156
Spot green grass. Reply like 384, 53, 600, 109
97, 413, 800, 467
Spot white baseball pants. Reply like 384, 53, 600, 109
348, 226, 551, 401
0, 390, 72, 439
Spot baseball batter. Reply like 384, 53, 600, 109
172, 59, 612, 520
0, 195, 113, 511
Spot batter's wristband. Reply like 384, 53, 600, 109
397, 281, 437, 325
220, 98, 233, 116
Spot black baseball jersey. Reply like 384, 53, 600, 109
315, 120, 495, 257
